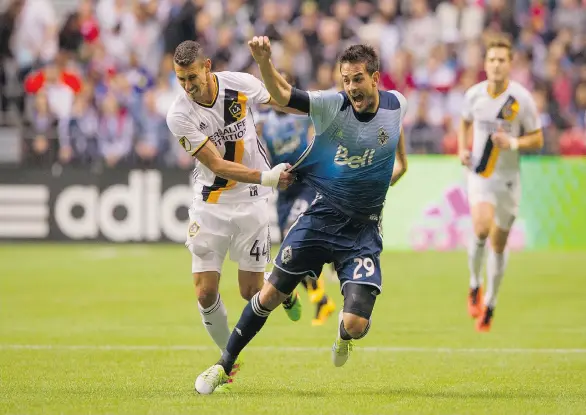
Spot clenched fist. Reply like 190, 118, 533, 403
248, 36, 273, 64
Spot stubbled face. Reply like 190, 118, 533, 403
340, 61, 379, 113
174, 59, 211, 102
485, 47, 511, 84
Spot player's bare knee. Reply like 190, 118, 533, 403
239, 284, 261, 301
473, 222, 490, 240
490, 227, 509, 254
343, 314, 370, 338
342, 283, 377, 338
196, 286, 219, 308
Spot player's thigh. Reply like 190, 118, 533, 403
468, 176, 496, 238
237, 269, 264, 301
274, 208, 332, 284
490, 180, 520, 252
336, 224, 383, 295
187, 203, 231, 274
493, 180, 520, 232
230, 199, 271, 273
342, 282, 378, 321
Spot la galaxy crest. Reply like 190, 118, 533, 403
499, 96, 519, 122
377, 126, 389, 146
229, 101, 243, 119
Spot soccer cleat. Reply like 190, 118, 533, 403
331, 310, 353, 367
467, 286, 483, 319
214, 357, 243, 394
312, 296, 336, 326
308, 277, 326, 304
194, 364, 229, 395
476, 306, 494, 333
332, 337, 353, 367
283, 291, 302, 321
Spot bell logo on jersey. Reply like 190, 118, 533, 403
334, 145, 375, 169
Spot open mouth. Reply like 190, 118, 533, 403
350, 93, 364, 105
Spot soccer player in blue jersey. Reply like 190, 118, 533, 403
195, 37, 408, 394
258, 70, 336, 326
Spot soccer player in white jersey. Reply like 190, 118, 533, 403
458, 35, 543, 332
165, 41, 303, 389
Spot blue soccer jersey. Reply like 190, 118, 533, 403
291, 90, 406, 221
274, 88, 407, 293
261, 111, 312, 166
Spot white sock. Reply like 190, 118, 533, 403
198, 294, 230, 353
484, 250, 508, 308
468, 235, 487, 289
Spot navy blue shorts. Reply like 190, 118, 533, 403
276, 184, 317, 239
274, 196, 383, 293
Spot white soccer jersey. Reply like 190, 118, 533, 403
462, 80, 541, 181
166, 71, 272, 204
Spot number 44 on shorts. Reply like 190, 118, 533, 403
250, 239, 268, 262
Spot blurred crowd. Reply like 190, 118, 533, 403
1, 0, 586, 169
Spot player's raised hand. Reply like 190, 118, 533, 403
248, 36, 272, 64
491, 127, 511, 149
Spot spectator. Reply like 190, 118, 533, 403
97, 93, 134, 167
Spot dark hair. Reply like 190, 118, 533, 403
173, 40, 204, 67
338, 44, 380, 75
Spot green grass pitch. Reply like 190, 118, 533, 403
1, 245, 585, 414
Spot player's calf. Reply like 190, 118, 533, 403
332, 283, 377, 367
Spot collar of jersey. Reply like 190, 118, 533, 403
196, 74, 219, 108
351, 91, 380, 123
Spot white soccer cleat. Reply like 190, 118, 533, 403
194, 364, 229, 395
332, 310, 353, 367
332, 337, 354, 367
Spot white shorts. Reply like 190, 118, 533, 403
467, 173, 521, 230
186, 198, 270, 274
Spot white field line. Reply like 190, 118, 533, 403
1, 344, 585, 354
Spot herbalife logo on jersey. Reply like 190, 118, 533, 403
334, 145, 375, 169
209, 119, 247, 144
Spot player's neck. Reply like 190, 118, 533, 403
367, 91, 380, 113
487, 80, 509, 98
195, 73, 217, 106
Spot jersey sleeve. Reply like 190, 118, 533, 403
389, 90, 408, 122
307, 90, 344, 135
166, 111, 209, 156
461, 86, 476, 122
237, 73, 271, 105
520, 91, 542, 133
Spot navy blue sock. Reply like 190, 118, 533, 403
218, 292, 271, 374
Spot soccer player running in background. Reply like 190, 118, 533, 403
458, 34, 543, 332
194, 37, 408, 394
256, 70, 336, 326
165, 41, 303, 390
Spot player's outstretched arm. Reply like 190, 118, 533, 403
458, 119, 473, 167
195, 141, 293, 189
391, 129, 408, 186
248, 36, 294, 108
